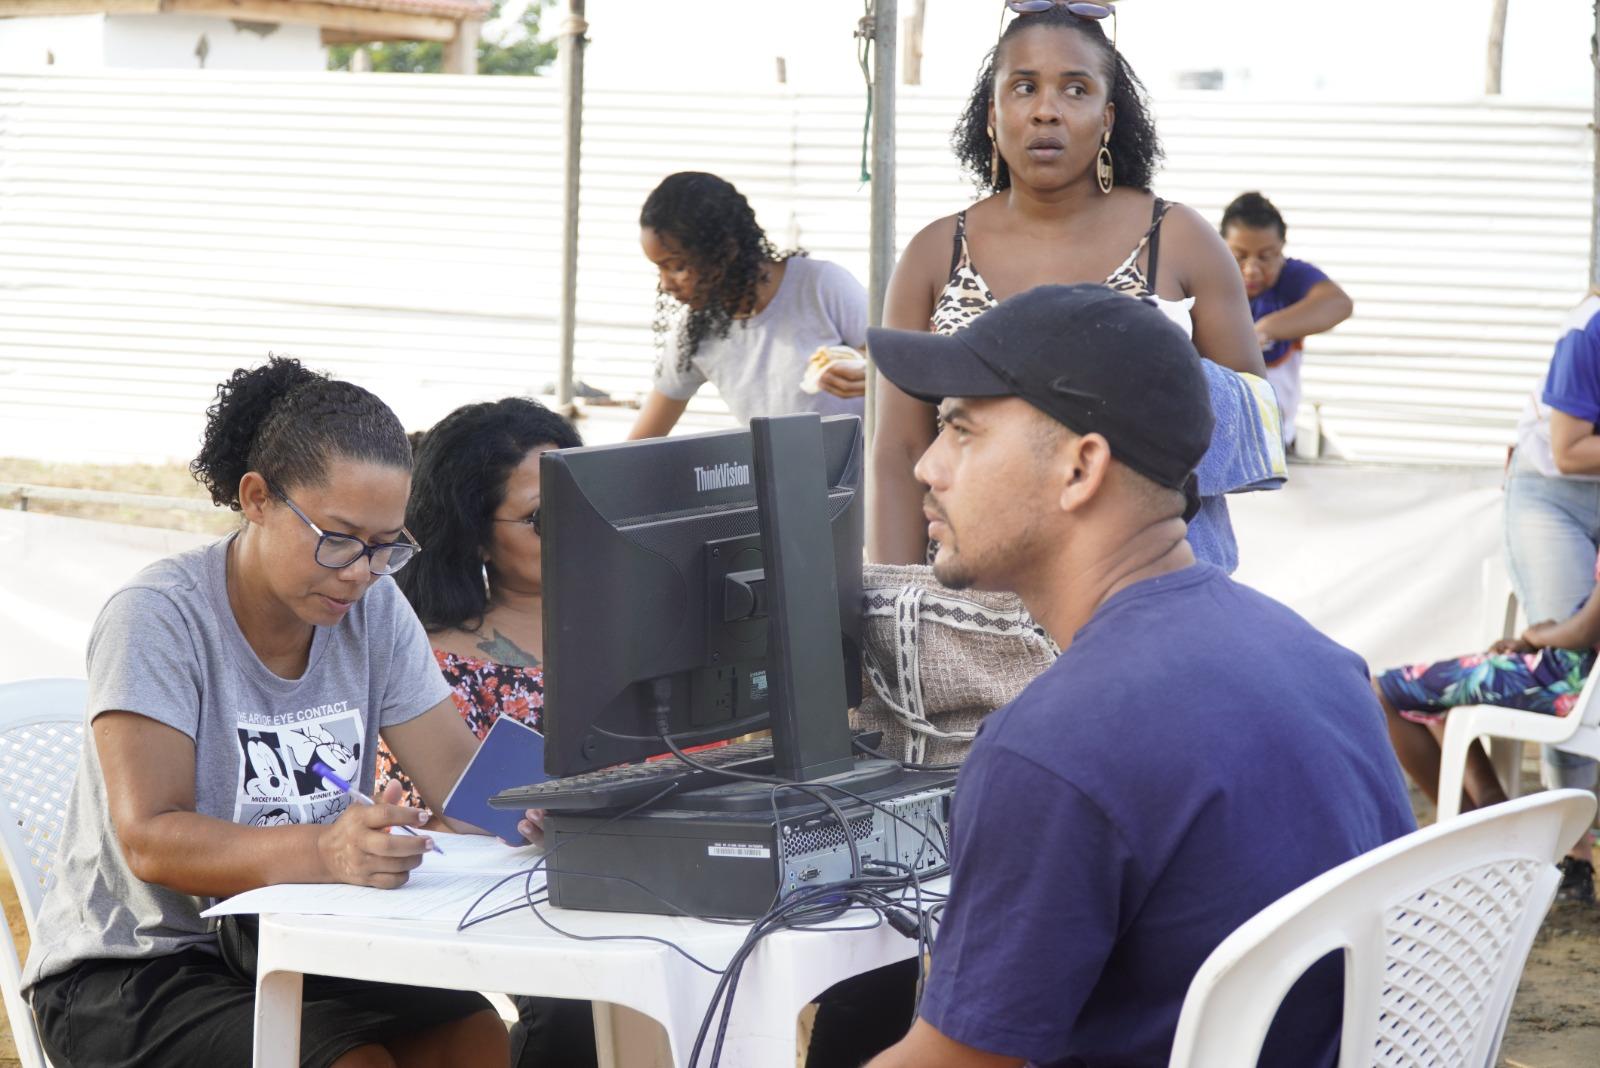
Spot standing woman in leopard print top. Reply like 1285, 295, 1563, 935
868, 2, 1265, 564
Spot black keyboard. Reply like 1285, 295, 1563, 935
489, 732, 882, 814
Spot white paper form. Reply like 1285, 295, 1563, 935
201, 834, 545, 921
415, 833, 543, 876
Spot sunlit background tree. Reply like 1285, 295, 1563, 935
327, 0, 555, 75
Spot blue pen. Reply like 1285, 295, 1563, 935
311, 760, 442, 854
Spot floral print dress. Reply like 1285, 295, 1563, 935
375, 649, 545, 810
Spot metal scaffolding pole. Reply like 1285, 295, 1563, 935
1591, 1, 1599, 289
555, 0, 588, 414
865, 0, 897, 449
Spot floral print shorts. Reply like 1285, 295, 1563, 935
1376, 647, 1594, 724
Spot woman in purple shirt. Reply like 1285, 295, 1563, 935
1221, 192, 1353, 446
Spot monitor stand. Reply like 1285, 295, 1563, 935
647, 414, 921, 805
749, 413, 859, 782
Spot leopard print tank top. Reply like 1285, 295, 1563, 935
930, 198, 1174, 336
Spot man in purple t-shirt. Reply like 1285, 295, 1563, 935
1221, 192, 1354, 446
861, 285, 1414, 1068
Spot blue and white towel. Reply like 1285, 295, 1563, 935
1187, 366, 1288, 573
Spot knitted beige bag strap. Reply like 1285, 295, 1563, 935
862, 580, 1045, 758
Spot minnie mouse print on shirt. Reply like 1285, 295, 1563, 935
234, 701, 365, 828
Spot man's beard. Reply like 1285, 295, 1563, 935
931, 543, 975, 590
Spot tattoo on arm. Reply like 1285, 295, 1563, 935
476, 630, 540, 668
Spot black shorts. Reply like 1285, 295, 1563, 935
30, 947, 494, 1068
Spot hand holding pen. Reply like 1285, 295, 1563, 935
312, 761, 440, 888
312, 761, 442, 854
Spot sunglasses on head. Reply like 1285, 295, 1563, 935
1009, 0, 1112, 14
998, 1, 1116, 43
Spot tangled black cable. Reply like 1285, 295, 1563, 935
655, 724, 951, 1066
455, 717, 953, 1068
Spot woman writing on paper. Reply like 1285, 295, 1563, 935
23, 356, 508, 1068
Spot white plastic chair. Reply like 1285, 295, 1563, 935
1167, 789, 1596, 1068
1437, 657, 1600, 822
0, 677, 87, 1068
1470, 560, 1531, 801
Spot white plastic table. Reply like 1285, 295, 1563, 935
251, 876, 945, 1067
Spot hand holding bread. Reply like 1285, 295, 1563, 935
800, 345, 868, 399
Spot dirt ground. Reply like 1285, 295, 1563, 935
1503, 898, 1600, 1066
1, 462, 1597, 1065
0, 872, 25, 1068
0, 458, 234, 535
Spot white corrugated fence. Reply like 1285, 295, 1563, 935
0, 70, 1590, 463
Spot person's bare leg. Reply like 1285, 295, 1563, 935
1571, 824, 1594, 864
1420, 719, 1507, 810
334, 1046, 398, 1068
391, 1008, 509, 1068
1376, 681, 1446, 806
1464, 740, 1509, 808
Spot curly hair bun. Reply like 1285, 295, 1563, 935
190, 356, 323, 510
189, 355, 411, 512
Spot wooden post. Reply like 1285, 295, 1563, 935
902, 0, 924, 86
444, 16, 478, 75
555, 0, 587, 415
1486, 0, 1508, 94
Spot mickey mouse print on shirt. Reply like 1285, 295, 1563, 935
234, 703, 365, 828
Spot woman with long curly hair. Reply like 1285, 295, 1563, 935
868, 2, 1267, 566
629, 171, 868, 438
380, 396, 580, 810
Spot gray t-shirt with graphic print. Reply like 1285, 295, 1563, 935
23, 534, 451, 988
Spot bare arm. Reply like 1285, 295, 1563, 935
1549, 408, 1600, 476
628, 390, 690, 440
868, 219, 950, 563
379, 696, 483, 833
1165, 203, 1268, 377
1256, 279, 1354, 346
866, 1020, 1025, 1068
1524, 579, 1600, 651
98, 711, 430, 897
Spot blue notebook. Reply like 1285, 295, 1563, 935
443, 717, 548, 844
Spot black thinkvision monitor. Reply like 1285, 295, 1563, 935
535, 413, 864, 781
503, 414, 956, 919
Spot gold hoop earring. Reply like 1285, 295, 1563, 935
988, 125, 1002, 187
1095, 132, 1114, 195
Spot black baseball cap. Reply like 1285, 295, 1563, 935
868, 283, 1215, 519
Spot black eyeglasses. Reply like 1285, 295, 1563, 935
272, 486, 421, 576
492, 510, 542, 537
